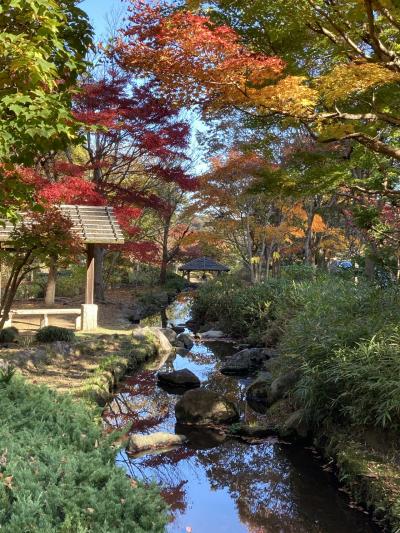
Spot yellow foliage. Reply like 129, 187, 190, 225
316, 121, 356, 141
318, 62, 400, 105
240, 76, 318, 118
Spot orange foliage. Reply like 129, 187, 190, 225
116, 1, 285, 109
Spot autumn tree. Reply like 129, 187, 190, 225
116, 0, 400, 199
185, 0, 400, 160
33, 160, 104, 304
72, 53, 195, 300
0, 208, 83, 329
194, 151, 310, 281
139, 181, 194, 284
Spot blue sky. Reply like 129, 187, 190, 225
80, 0, 126, 38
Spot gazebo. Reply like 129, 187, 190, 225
178, 256, 230, 281
0, 205, 124, 331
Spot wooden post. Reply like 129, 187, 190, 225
86, 244, 95, 304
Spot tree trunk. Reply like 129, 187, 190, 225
365, 253, 376, 281
304, 212, 316, 265
94, 246, 106, 302
159, 216, 171, 285
44, 258, 57, 305
245, 217, 256, 284
0, 254, 33, 329
397, 253, 400, 283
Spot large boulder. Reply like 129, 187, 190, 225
280, 409, 310, 441
246, 369, 300, 407
128, 432, 187, 454
229, 422, 278, 439
175, 388, 239, 425
158, 369, 200, 389
201, 330, 225, 339
160, 328, 177, 345
269, 370, 300, 404
221, 348, 269, 375
137, 327, 173, 356
246, 372, 273, 400
177, 333, 194, 350
136, 327, 174, 371
245, 372, 273, 413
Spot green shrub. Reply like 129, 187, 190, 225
164, 272, 186, 294
0, 377, 166, 531
0, 327, 19, 344
36, 326, 75, 343
15, 282, 43, 300
129, 267, 160, 287
192, 275, 285, 341
55, 265, 86, 298
280, 263, 317, 281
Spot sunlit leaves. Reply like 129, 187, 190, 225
0, 0, 92, 219
0, 0, 92, 164
318, 63, 400, 106
116, 1, 284, 109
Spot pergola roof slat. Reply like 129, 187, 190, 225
0, 205, 124, 245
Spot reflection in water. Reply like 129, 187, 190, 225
104, 294, 379, 533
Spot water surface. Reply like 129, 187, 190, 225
104, 294, 379, 533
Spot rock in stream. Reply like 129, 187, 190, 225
175, 388, 239, 425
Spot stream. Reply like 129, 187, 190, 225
103, 293, 379, 533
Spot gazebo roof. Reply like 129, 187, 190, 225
0, 205, 124, 245
179, 257, 230, 272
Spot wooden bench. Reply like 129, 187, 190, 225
7, 308, 82, 330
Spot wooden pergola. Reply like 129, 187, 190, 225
0, 205, 124, 330
179, 256, 230, 281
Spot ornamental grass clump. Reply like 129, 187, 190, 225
297, 334, 400, 430
276, 277, 400, 428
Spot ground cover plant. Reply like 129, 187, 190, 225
0, 376, 166, 532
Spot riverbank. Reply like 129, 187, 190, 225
0, 281, 188, 404
192, 273, 400, 530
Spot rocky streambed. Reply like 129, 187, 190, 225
103, 294, 379, 532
